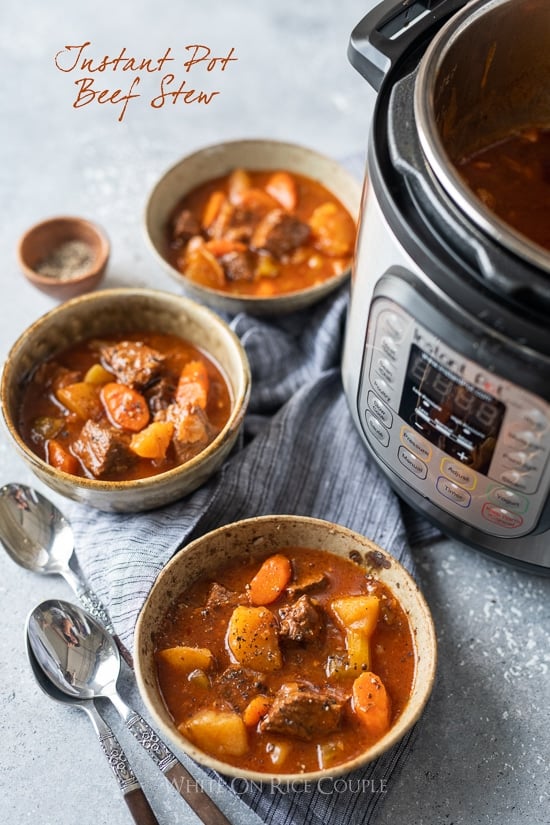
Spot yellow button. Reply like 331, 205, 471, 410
440, 459, 477, 490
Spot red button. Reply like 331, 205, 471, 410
482, 503, 524, 529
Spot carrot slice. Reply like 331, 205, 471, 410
242, 695, 272, 727
204, 238, 247, 258
46, 439, 80, 475
176, 360, 209, 410
266, 171, 298, 211
248, 554, 292, 606
202, 190, 227, 229
101, 382, 150, 432
352, 672, 391, 739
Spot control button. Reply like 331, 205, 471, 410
499, 470, 537, 494
398, 446, 428, 479
501, 450, 542, 473
506, 429, 541, 451
382, 312, 405, 340
436, 477, 471, 508
380, 336, 399, 362
367, 391, 393, 428
366, 413, 390, 447
489, 487, 529, 513
482, 503, 524, 530
400, 426, 432, 461
521, 409, 547, 432
371, 376, 395, 407
375, 357, 395, 384
440, 459, 477, 490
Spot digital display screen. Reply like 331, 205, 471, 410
399, 345, 506, 475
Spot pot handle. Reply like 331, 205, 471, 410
348, 0, 468, 91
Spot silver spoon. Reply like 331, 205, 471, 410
27, 598, 232, 825
0, 482, 133, 668
25, 632, 160, 825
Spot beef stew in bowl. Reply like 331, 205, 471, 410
1, 288, 250, 512
145, 139, 362, 315
19, 332, 232, 481
135, 515, 437, 782
166, 168, 356, 299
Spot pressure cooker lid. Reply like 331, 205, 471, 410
349, 0, 550, 314
414, 0, 550, 275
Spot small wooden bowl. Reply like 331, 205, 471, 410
17, 216, 110, 300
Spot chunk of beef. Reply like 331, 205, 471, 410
33, 362, 83, 391
220, 250, 255, 282
101, 341, 164, 389
214, 666, 269, 712
286, 570, 327, 598
164, 404, 215, 464
278, 595, 323, 643
259, 682, 344, 741
205, 582, 237, 610
171, 209, 201, 243
144, 375, 177, 414
251, 209, 311, 259
72, 420, 135, 478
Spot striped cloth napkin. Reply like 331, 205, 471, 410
64, 284, 438, 825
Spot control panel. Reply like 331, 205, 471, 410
358, 297, 550, 537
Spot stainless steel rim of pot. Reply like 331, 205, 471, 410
413, 0, 550, 274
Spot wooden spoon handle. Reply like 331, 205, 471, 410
165, 761, 232, 825
124, 787, 161, 825
126, 710, 231, 824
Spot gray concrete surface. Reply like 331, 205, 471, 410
1, 1, 549, 824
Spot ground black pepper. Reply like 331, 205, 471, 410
36, 240, 94, 280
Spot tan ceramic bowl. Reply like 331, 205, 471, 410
135, 515, 437, 783
144, 139, 362, 315
0, 288, 250, 512
17, 215, 110, 301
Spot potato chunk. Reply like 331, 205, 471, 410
331, 595, 380, 674
56, 382, 103, 420
156, 645, 213, 674
227, 605, 282, 671
182, 709, 248, 757
130, 421, 174, 459
331, 595, 380, 636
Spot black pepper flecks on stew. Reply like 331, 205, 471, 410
154, 547, 415, 775
18, 332, 232, 481
165, 168, 356, 297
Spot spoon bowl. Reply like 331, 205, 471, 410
27, 598, 120, 701
0, 483, 133, 667
0, 483, 73, 574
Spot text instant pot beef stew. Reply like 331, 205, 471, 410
18, 332, 232, 480
166, 168, 356, 296
155, 547, 415, 774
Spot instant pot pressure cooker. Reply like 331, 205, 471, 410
342, 0, 550, 572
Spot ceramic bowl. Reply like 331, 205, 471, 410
144, 139, 362, 315
0, 288, 250, 512
17, 216, 110, 301
135, 515, 437, 783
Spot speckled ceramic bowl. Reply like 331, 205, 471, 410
0, 288, 250, 512
135, 515, 437, 783
144, 139, 363, 315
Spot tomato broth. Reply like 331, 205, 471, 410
155, 547, 415, 775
